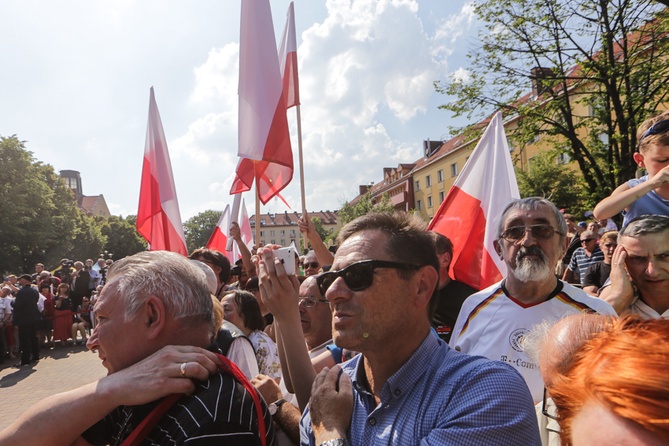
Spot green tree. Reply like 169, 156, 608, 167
99, 215, 147, 261
184, 210, 222, 253
0, 135, 85, 273
516, 151, 591, 215
310, 217, 332, 243
338, 191, 395, 226
437, 0, 669, 203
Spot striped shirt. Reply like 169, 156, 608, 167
450, 280, 616, 402
300, 333, 541, 445
568, 247, 604, 284
82, 371, 276, 446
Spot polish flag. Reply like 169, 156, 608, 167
206, 205, 234, 262
428, 111, 519, 290
231, 0, 293, 205
279, 2, 299, 109
136, 87, 188, 256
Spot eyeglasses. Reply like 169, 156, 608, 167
303, 262, 320, 270
541, 387, 558, 420
316, 259, 420, 295
580, 238, 595, 244
500, 224, 563, 242
638, 119, 669, 149
298, 296, 329, 308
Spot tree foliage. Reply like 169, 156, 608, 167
516, 151, 591, 215
99, 215, 147, 260
338, 191, 396, 226
184, 210, 222, 253
0, 135, 149, 274
437, 0, 669, 203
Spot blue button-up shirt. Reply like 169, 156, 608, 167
300, 333, 540, 445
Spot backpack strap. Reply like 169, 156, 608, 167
121, 353, 267, 446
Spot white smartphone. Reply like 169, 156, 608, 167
274, 246, 296, 275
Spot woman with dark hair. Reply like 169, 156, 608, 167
222, 290, 281, 379
189, 248, 231, 300
53, 283, 73, 346
37, 283, 54, 348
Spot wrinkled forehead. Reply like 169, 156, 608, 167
299, 276, 321, 297
503, 205, 556, 228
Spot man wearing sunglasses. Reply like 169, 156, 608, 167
561, 230, 604, 285
302, 211, 541, 446
450, 198, 615, 404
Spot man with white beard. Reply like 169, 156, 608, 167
449, 197, 615, 403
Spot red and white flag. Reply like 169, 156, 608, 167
279, 2, 299, 109
136, 87, 188, 256
231, 0, 293, 205
428, 111, 519, 290
206, 205, 234, 262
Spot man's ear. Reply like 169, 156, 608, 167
493, 240, 503, 260
142, 296, 166, 340
441, 252, 452, 271
414, 265, 439, 309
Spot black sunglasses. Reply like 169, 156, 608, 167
638, 119, 669, 149
316, 259, 420, 295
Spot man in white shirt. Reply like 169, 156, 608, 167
450, 197, 616, 402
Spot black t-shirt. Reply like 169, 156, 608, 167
582, 261, 611, 289
432, 280, 478, 343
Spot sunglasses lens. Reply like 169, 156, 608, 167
343, 263, 374, 291
533, 225, 554, 240
505, 227, 525, 241
317, 273, 335, 295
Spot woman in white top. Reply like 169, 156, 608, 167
222, 290, 282, 380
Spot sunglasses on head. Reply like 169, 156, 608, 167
303, 261, 320, 269
500, 224, 562, 242
638, 119, 669, 149
316, 259, 420, 295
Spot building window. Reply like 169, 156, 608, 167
280, 230, 285, 236
260, 219, 266, 225
439, 191, 445, 203
426, 175, 432, 187
427, 196, 433, 208
557, 152, 570, 165
450, 162, 458, 177
260, 231, 264, 237
437, 169, 444, 182
281, 239, 286, 245
270, 230, 275, 236
416, 200, 422, 210
290, 229, 296, 237
271, 239, 276, 244
415, 180, 420, 191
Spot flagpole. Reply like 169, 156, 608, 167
296, 104, 308, 253
253, 161, 261, 247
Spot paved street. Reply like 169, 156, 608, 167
0, 344, 107, 431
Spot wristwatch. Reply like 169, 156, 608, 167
319, 439, 348, 446
268, 397, 287, 415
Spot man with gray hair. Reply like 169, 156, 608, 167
450, 197, 615, 402
1, 251, 275, 446
599, 214, 669, 318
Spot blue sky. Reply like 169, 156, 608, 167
0, 0, 479, 220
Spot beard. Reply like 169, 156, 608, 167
512, 245, 552, 282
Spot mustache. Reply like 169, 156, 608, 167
516, 245, 547, 262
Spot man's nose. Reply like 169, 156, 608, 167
86, 327, 99, 351
520, 228, 538, 245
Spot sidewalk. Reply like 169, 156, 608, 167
0, 344, 106, 431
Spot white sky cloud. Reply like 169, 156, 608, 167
0, 0, 476, 221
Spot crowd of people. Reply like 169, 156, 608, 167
0, 111, 667, 445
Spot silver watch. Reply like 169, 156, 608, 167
319, 439, 348, 446
268, 397, 287, 415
